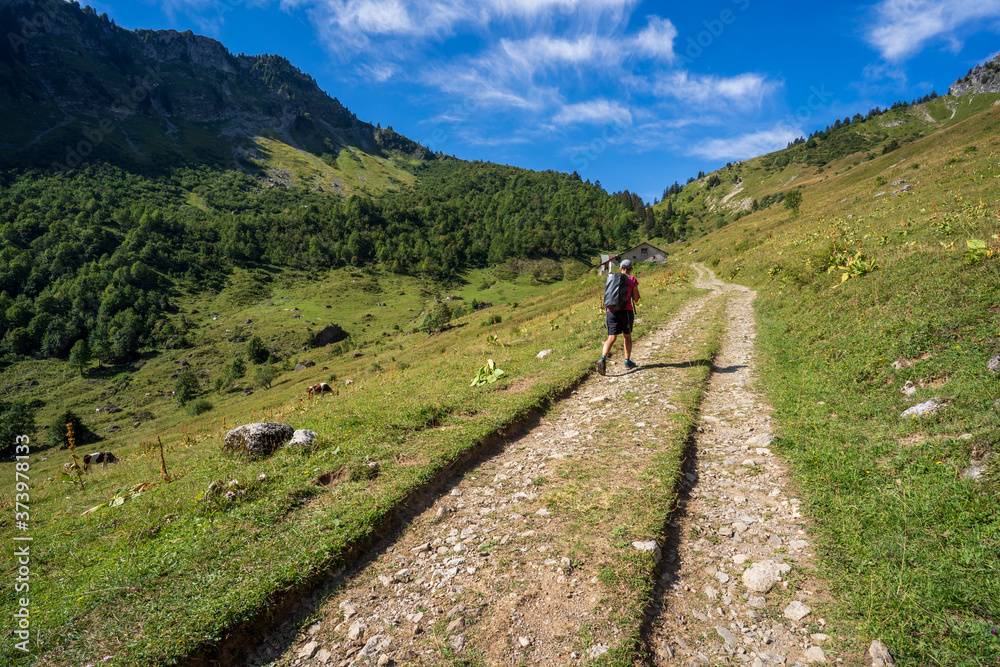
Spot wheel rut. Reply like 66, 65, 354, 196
643, 264, 863, 667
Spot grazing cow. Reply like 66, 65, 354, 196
82, 451, 118, 471
306, 382, 333, 400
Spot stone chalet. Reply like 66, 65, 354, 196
598, 242, 669, 274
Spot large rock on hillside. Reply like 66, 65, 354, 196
222, 422, 294, 456
949, 54, 1000, 96
314, 324, 348, 347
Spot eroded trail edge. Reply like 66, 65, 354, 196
644, 264, 862, 667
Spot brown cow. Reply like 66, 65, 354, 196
306, 382, 333, 400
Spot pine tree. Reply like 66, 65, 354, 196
68, 339, 91, 376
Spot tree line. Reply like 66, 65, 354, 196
0, 159, 639, 364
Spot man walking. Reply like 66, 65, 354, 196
597, 259, 640, 375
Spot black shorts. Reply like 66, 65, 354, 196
605, 309, 634, 336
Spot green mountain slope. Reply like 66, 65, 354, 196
655, 84, 1000, 239
0, 0, 428, 190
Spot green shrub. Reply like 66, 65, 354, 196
229, 357, 247, 380
45, 409, 93, 449
253, 364, 278, 390
175, 369, 199, 405
186, 399, 213, 416
246, 336, 269, 364
418, 303, 452, 333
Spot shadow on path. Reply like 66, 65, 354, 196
639, 359, 713, 371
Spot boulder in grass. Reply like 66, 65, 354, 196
289, 429, 318, 446
314, 324, 348, 347
223, 422, 294, 457
900, 398, 945, 419
988, 354, 1000, 374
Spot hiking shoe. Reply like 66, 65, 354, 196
596, 357, 607, 376
624, 359, 638, 370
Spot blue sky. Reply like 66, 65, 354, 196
88, 0, 1000, 203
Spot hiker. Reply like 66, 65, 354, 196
597, 259, 640, 375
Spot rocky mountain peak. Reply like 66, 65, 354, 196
949, 52, 1000, 96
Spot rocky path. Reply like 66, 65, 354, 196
645, 264, 862, 667
260, 266, 862, 667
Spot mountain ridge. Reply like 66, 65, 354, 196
0, 0, 431, 175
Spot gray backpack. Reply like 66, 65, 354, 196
603, 273, 631, 309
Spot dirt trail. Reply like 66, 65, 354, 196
255, 266, 860, 667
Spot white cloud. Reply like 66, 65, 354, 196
867, 0, 1000, 61
655, 71, 776, 107
688, 125, 800, 161
281, 0, 637, 41
634, 16, 676, 61
554, 99, 632, 125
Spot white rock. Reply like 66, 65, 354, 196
536, 507, 551, 516
869, 639, 895, 666
788, 539, 808, 551
742, 560, 790, 593
715, 626, 739, 647
988, 354, 1000, 374
632, 540, 662, 562
449, 634, 466, 652
536, 349, 553, 359
733, 554, 748, 565
586, 644, 608, 658
347, 621, 366, 641
784, 600, 812, 621
289, 429, 318, 446
519, 636, 532, 647
803, 645, 827, 663
811, 633, 830, 643
358, 634, 390, 658
298, 641, 319, 659
900, 398, 945, 418
747, 433, 776, 447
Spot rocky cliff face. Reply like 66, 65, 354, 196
0, 0, 429, 170
949, 53, 1000, 96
